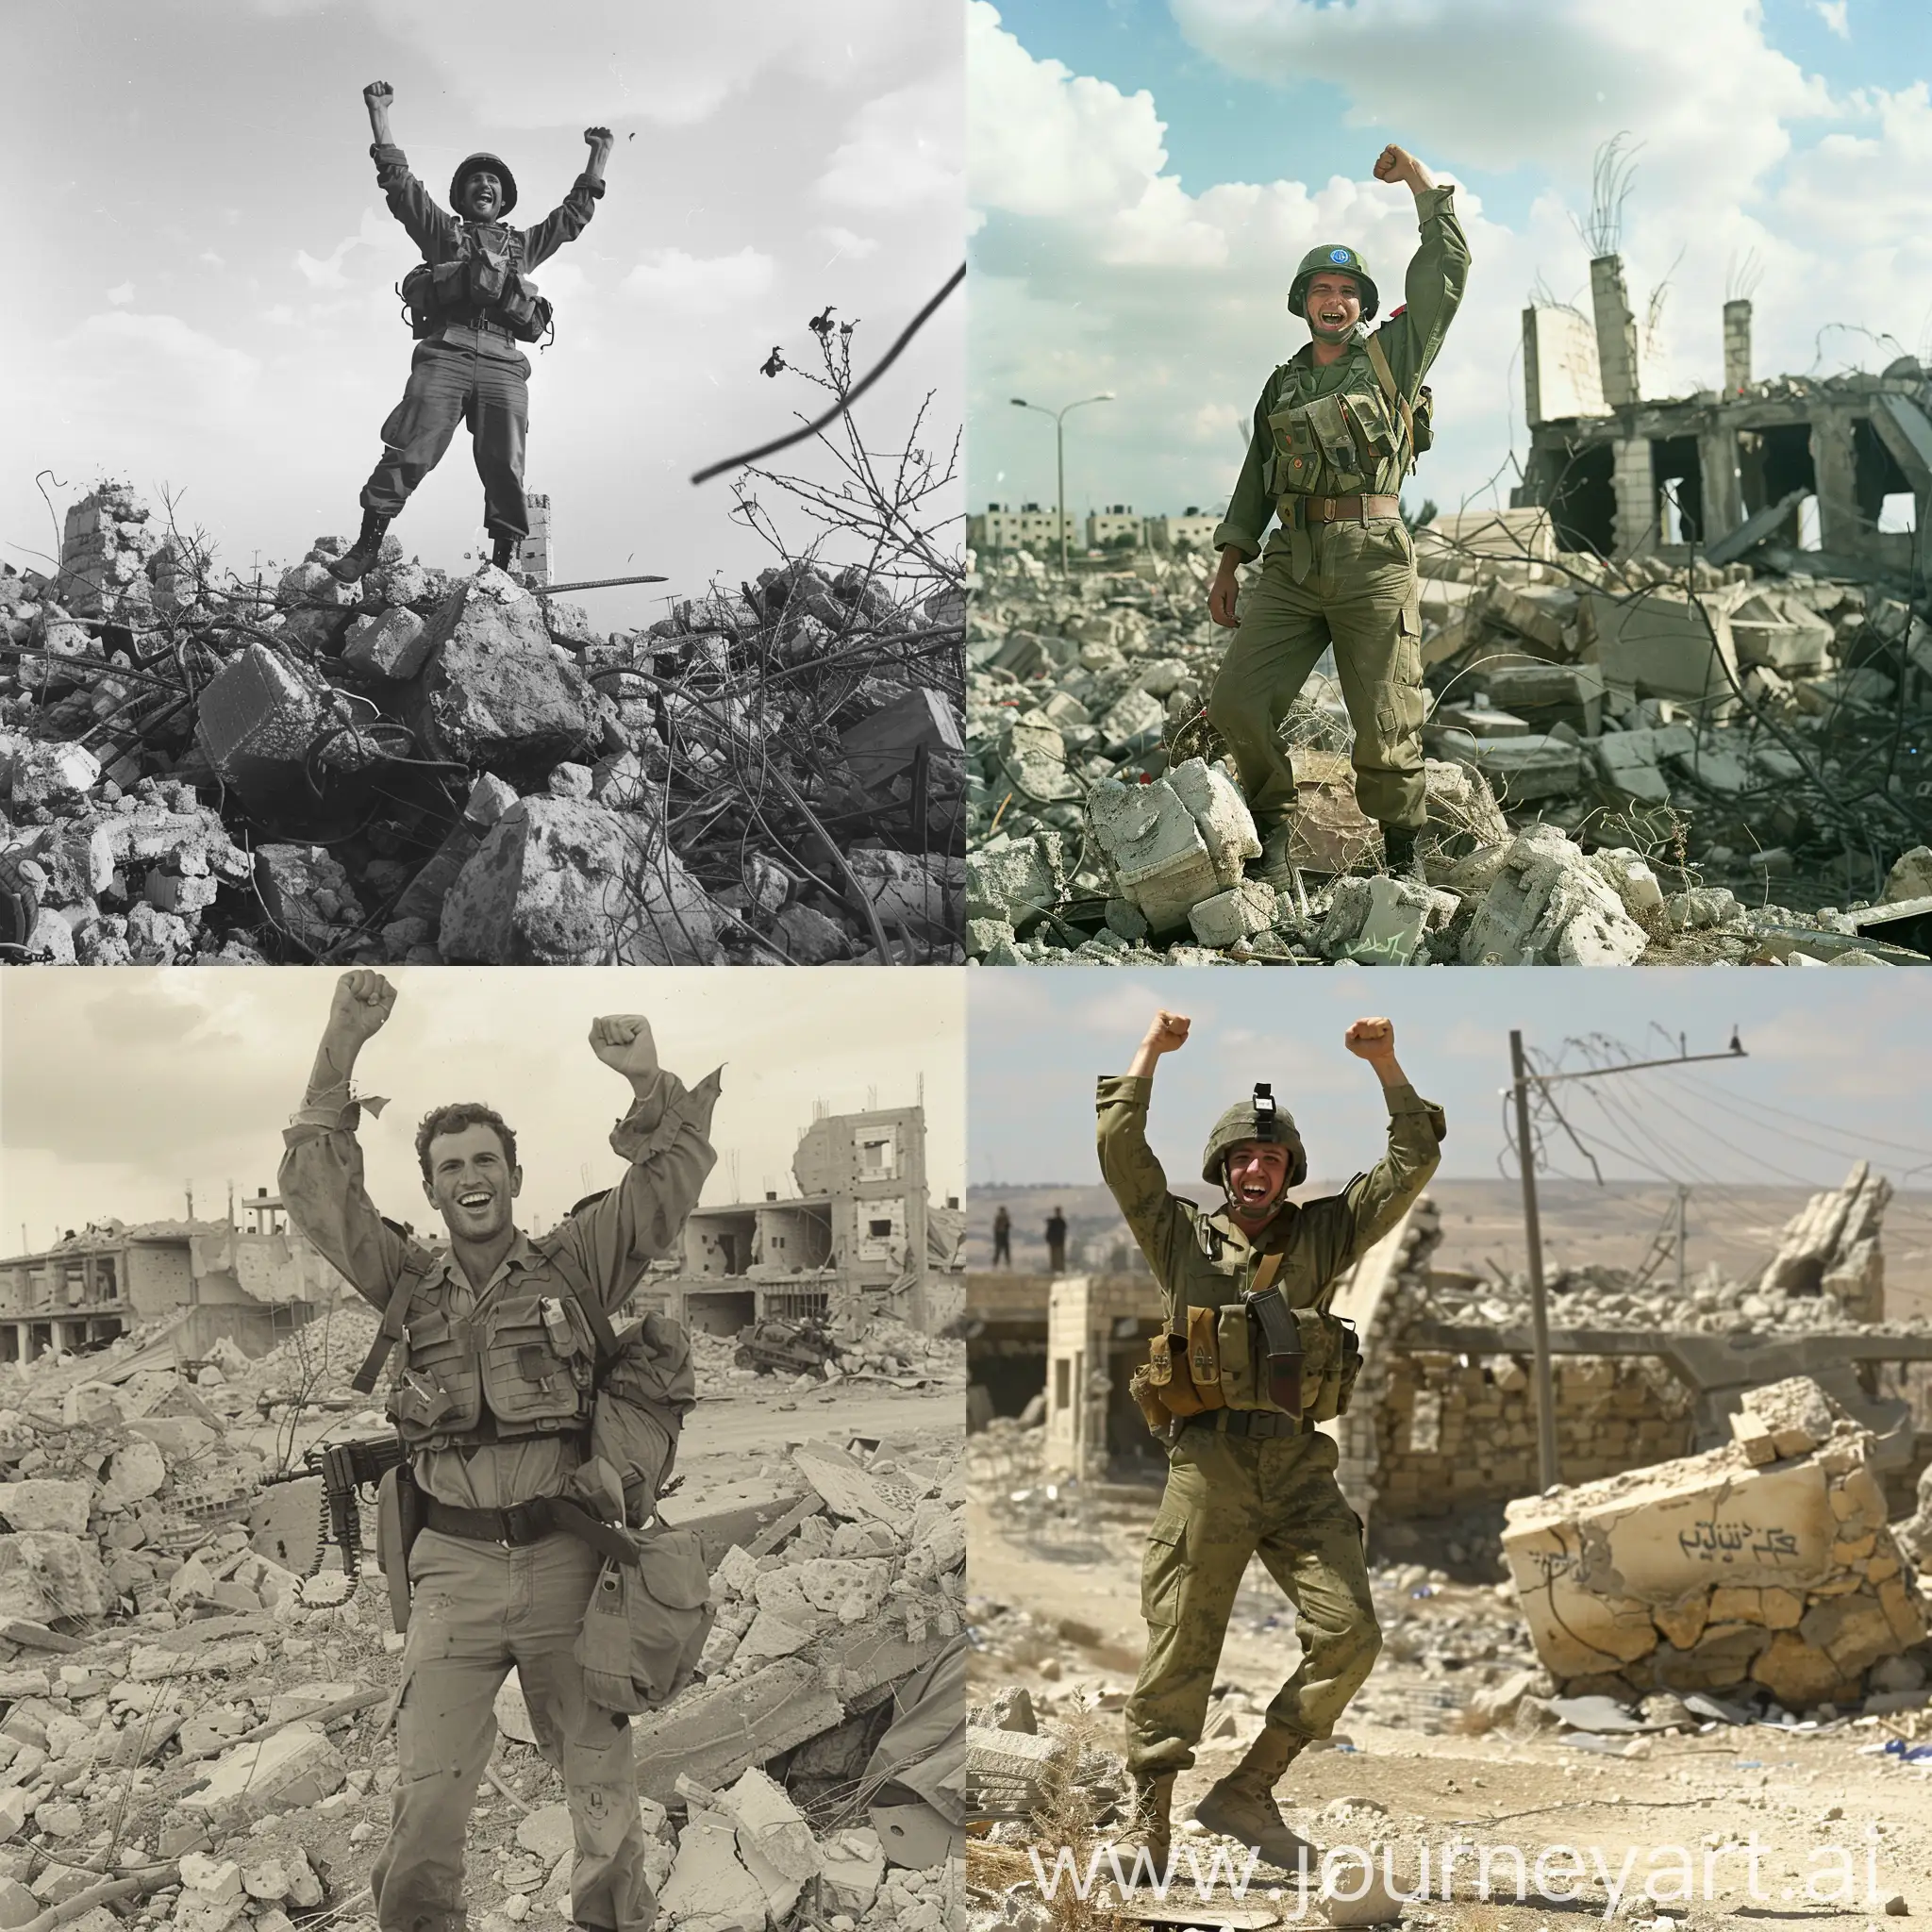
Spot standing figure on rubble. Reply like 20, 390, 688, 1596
328, 81, 615, 584
1044, 1205, 1069, 1275
1099, 1008, 1443, 1871
1204, 143, 1469, 885
992, 1204, 1013, 1268
280, 972, 722, 1932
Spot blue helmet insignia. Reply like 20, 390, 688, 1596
1329, 247, 1352, 264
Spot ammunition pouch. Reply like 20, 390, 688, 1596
401, 249, 551, 345
1128, 1362, 1173, 1439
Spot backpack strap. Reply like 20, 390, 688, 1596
1363, 331, 1416, 476
351, 1245, 436, 1396
536, 1231, 623, 1373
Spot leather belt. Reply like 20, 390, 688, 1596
1183, 1408, 1316, 1440
425, 1494, 640, 1566
1297, 493, 1401, 524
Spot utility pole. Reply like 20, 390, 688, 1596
1507, 1029, 1747, 1492
1674, 1185, 1690, 1295
1011, 392, 1115, 574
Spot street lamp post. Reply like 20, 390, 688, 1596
1010, 392, 1114, 575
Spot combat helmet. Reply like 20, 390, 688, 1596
450, 152, 519, 218
1289, 243, 1378, 322
1201, 1084, 1308, 1190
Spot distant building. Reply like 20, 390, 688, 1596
1148, 508, 1220, 553
1085, 504, 1142, 550
968, 503, 1076, 555
517, 492, 552, 586
643, 1105, 965, 1336
0, 1188, 343, 1364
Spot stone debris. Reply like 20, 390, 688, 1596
2, 485, 964, 964
963, 529, 1932, 964
1502, 1377, 1925, 1707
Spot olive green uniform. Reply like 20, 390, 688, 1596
1096, 1074, 1444, 1776
1207, 188, 1470, 835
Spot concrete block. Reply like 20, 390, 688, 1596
341, 606, 429, 681
1461, 826, 1648, 966
440, 796, 721, 965
0, 1877, 38, 1924
841, 687, 963, 793
179, 1723, 344, 1828
0, 1534, 111, 1624
820, 1828, 886, 1917
658, 1819, 766, 1928
1740, 1377, 1838, 1459
513, 1803, 575, 1861
627, 1657, 844, 1805
192, 644, 335, 795
408, 578, 602, 782
1088, 777, 1220, 932
1471, 733, 1583, 802
178, 1857, 242, 1905
1589, 588, 1740, 705
254, 843, 364, 954
773, 902, 848, 964
1587, 848, 1665, 922
1882, 846, 1932, 904
1097, 687, 1166, 743
1188, 879, 1275, 948
847, 848, 961, 948
9, 743, 100, 811
1169, 757, 1261, 885
965, 831, 1060, 926
0, 1482, 92, 1535
391, 773, 521, 924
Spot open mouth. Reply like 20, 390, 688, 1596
457, 1191, 492, 1211
1318, 309, 1349, 325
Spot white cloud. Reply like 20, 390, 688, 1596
106, 282, 134, 305
198, 251, 225, 269
294, 208, 404, 291
818, 80, 961, 210
1813, 0, 1850, 39
815, 225, 881, 262
621, 245, 776, 315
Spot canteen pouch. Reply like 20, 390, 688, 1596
1147, 1331, 1208, 1418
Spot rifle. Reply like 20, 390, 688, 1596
249, 1434, 407, 1584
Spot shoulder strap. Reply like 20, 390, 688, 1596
1250, 1251, 1285, 1298
537, 1231, 623, 1372
350, 1248, 435, 1395
1363, 331, 1416, 472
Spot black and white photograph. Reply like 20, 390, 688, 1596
2, 5, 966, 968
0, 966, 968, 1932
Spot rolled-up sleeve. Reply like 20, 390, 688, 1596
557, 1066, 724, 1315
371, 143, 458, 259
1339, 1082, 1446, 1264
519, 175, 604, 270
279, 1095, 411, 1311
1097, 1074, 1188, 1306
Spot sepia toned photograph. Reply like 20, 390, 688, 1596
0, 966, 968, 1932
3, 5, 965, 968
963, 1, 1932, 969
963, 967, 1932, 1924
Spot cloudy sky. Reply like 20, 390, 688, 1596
968, 971, 1932, 1230
3, 1, 962, 629
969, 0, 1932, 533
0, 968, 964, 1256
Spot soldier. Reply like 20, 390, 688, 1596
1045, 1205, 1069, 1275
279, 972, 723, 1932
1098, 1008, 1444, 1870
1204, 144, 1470, 884
992, 1204, 1013, 1268
328, 81, 616, 585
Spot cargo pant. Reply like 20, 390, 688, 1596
1126, 1425, 1379, 1777
1206, 517, 1426, 834
370, 1528, 653, 1932
359, 337, 531, 542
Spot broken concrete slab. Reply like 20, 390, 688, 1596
1167, 757, 1261, 886
1460, 826, 1649, 965
0, 1534, 113, 1624
1188, 879, 1276, 948
1469, 733, 1584, 804
626, 1657, 845, 1805
1088, 776, 1220, 932
438, 796, 721, 965
964, 830, 1062, 928
177, 1722, 346, 1829
341, 606, 430, 681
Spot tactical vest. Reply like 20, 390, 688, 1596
401, 225, 550, 344
1262, 332, 1434, 510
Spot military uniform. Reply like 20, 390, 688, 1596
1207, 189, 1471, 841
1095, 1072, 1443, 1781
279, 1065, 722, 1932
356, 146, 604, 549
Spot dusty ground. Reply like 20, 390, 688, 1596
966, 1493, 1932, 1929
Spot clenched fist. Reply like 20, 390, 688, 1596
1142, 1010, 1191, 1057
1344, 1016, 1396, 1062
327, 970, 395, 1044
363, 81, 394, 105
1373, 143, 1435, 192
585, 125, 614, 153
590, 1014, 658, 1078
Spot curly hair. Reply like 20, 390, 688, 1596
415, 1103, 519, 1184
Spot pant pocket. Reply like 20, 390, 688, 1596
1141, 1520, 1187, 1628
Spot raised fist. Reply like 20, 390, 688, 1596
363, 81, 394, 105
1344, 1016, 1396, 1061
1142, 1010, 1191, 1056
1374, 144, 1434, 191
328, 970, 395, 1043
584, 125, 613, 151
590, 1014, 658, 1078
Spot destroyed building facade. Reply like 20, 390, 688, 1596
643, 1106, 967, 1338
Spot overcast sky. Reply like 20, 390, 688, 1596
969, 0, 1932, 531
0, 968, 964, 1256
3, 1, 962, 630
968, 972, 1932, 1231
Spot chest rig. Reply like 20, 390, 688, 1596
400, 223, 551, 344
1261, 330, 1434, 508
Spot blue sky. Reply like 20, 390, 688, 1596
969, 0, 1932, 530
968, 969, 1932, 1205
4, 1, 961, 629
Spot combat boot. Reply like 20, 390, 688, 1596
1127, 1772, 1175, 1872
491, 532, 518, 573
1381, 823, 1426, 884
1191, 1726, 1316, 1874
328, 510, 391, 585
1246, 821, 1298, 893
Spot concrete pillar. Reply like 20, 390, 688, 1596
1812, 408, 1859, 554
1723, 300, 1752, 393
1699, 425, 1743, 543
1612, 437, 1657, 554
1591, 256, 1641, 408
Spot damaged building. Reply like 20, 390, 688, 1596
644, 1107, 967, 1338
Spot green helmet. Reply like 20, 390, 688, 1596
1201, 1086, 1308, 1190
1289, 244, 1378, 323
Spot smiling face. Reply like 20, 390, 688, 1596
1303, 271, 1362, 341
423, 1121, 522, 1242
1224, 1141, 1291, 1220
459, 170, 504, 221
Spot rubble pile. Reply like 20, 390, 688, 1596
1503, 1376, 1929, 1708
1, 483, 965, 965
696, 1318, 968, 1402
963, 520, 1932, 965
